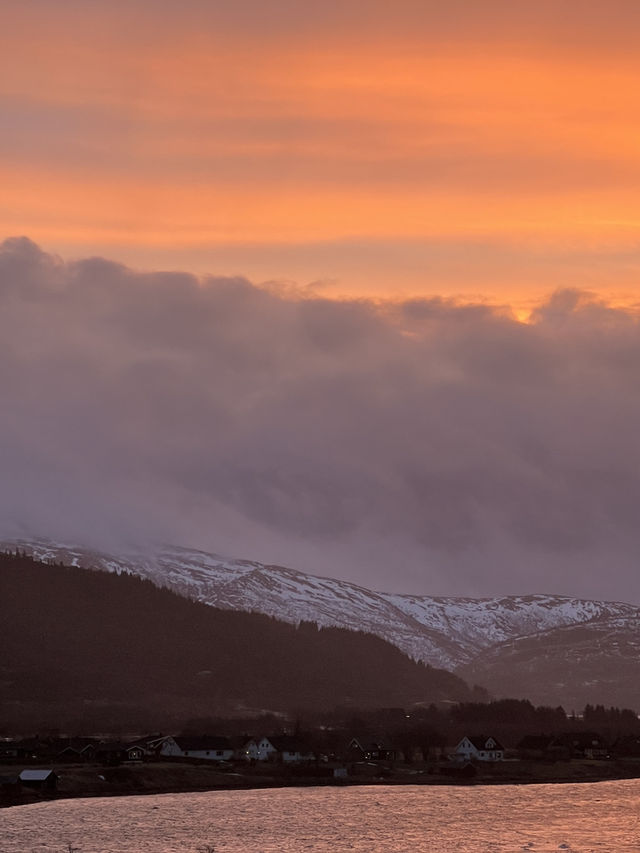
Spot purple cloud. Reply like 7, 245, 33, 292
2, 237, 640, 600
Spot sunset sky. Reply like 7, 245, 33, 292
2, 1, 640, 599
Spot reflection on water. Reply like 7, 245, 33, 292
3, 781, 640, 852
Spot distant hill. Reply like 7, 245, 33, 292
0, 552, 474, 731
458, 617, 640, 711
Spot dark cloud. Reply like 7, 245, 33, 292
2, 237, 640, 600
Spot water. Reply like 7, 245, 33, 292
2, 781, 640, 852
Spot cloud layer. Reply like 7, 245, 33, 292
3, 1, 640, 302
2, 239, 640, 599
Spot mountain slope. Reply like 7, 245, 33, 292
458, 616, 640, 710
0, 551, 473, 731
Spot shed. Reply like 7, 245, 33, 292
19, 769, 58, 789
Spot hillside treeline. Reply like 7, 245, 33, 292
0, 551, 475, 732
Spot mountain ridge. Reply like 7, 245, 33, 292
5, 537, 638, 679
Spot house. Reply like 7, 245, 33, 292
454, 735, 504, 762
56, 738, 98, 761
0, 740, 20, 759
19, 769, 58, 790
125, 734, 173, 757
253, 736, 279, 761
234, 737, 259, 762
266, 736, 316, 763
557, 732, 608, 760
611, 735, 640, 759
517, 735, 569, 761
13, 737, 50, 760
347, 737, 395, 762
159, 736, 234, 761
96, 743, 145, 765
236, 736, 315, 763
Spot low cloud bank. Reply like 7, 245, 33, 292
2, 237, 639, 600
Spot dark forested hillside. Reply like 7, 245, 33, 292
0, 552, 474, 731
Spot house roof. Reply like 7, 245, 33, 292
96, 742, 143, 753
229, 736, 255, 748
173, 736, 232, 751
558, 731, 607, 749
19, 769, 57, 781
349, 736, 393, 752
56, 738, 97, 754
460, 735, 505, 752
268, 736, 313, 753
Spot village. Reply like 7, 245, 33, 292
4, 722, 640, 808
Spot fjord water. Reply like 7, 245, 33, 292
4, 782, 640, 852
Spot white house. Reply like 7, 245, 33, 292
255, 736, 278, 761
240, 736, 315, 763
268, 736, 315, 763
236, 738, 260, 761
159, 736, 234, 761
454, 735, 505, 762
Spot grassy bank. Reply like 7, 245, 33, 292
4, 758, 640, 808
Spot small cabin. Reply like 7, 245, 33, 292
19, 769, 59, 790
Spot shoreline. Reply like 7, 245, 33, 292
4, 758, 640, 809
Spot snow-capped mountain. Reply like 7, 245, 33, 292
6, 537, 638, 676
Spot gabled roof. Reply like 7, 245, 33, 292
96, 742, 143, 754
56, 738, 97, 754
125, 734, 169, 750
460, 735, 505, 752
173, 736, 232, 751
558, 731, 607, 749
348, 736, 393, 752
267, 735, 313, 753
96, 742, 127, 753
229, 735, 256, 749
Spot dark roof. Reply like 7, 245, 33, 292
558, 731, 607, 749
229, 735, 255, 749
56, 738, 98, 754
174, 736, 232, 751
96, 743, 125, 753
267, 736, 313, 753
96, 742, 143, 754
464, 735, 505, 752
348, 736, 393, 751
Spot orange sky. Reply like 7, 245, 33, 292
3, 1, 640, 309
